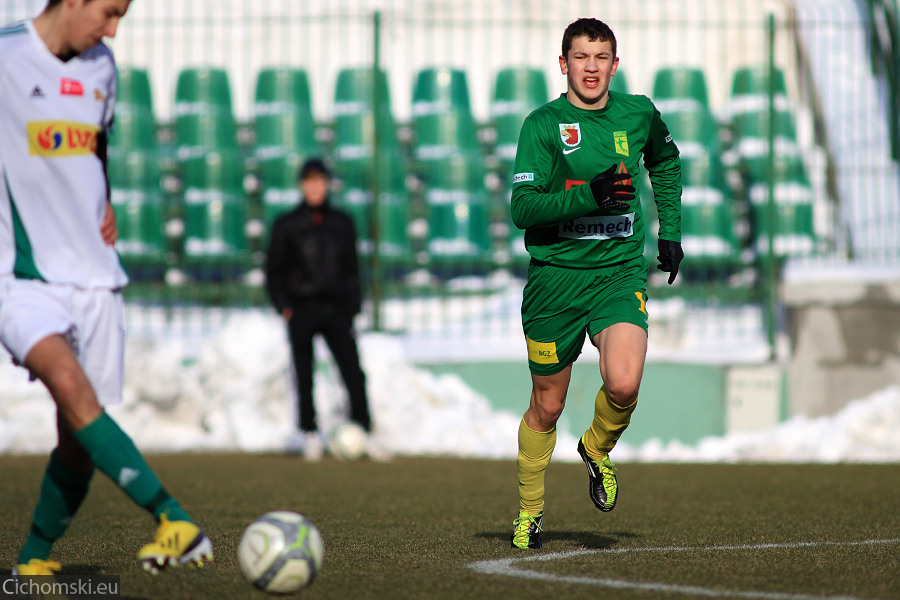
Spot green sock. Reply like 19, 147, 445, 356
74, 413, 192, 523
17, 449, 94, 564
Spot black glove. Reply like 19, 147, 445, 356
657, 239, 684, 285
589, 164, 635, 211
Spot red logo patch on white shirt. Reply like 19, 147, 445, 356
60, 78, 84, 96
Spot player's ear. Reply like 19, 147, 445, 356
559, 55, 568, 75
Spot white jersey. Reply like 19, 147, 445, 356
0, 19, 128, 289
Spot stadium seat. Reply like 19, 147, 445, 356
412, 67, 473, 116
108, 150, 167, 277
174, 66, 234, 115
332, 67, 398, 166
413, 111, 481, 159
174, 111, 238, 160
742, 154, 816, 257
491, 67, 549, 168
254, 66, 312, 107
679, 154, 740, 264
731, 65, 788, 98
109, 107, 157, 152
609, 68, 629, 94
178, 150, 247, 271
652, 66, 711, 113
662, 106, 722, 159
253, 66, 319, 159
420, 153, 490, 275
258, 153, 303, 226
116, 66, 154, 114
730, 108, 800, 160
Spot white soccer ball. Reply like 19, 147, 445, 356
238, 511, 324, 594
328, 421, 368, 460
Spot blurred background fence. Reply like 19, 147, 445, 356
2, 0, 898, 358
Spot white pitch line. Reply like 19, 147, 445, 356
468, 538, 900, 600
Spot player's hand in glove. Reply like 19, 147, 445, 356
657, 239, 684, 285
589, 164, 635, 211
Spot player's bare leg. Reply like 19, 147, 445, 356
578, 322, 648, 511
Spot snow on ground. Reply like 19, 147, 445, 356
1, 311, 898, 463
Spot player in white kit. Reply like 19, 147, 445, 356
0, 0, 213, 576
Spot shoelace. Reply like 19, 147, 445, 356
512, 514, 541, 536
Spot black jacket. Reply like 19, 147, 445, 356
265, 200, 362, 316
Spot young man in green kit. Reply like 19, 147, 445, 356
509, 17, 684, 549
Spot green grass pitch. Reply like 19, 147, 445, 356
1, 454, 898, 599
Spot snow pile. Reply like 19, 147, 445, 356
1, 312, 898, 463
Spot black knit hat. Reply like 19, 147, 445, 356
298, 157, 330, 181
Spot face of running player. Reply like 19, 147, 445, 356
66, 0, 131, 54
300, 173, 329, 208
559, 35, 619, 110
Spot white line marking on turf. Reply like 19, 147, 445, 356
469, 538, 900, 600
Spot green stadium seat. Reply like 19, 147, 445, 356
730, 108, 800, 160
253, 66, 319, 162
609, 68, 629, 94
412, 67, 472, 116
413, 111, 480, 159
257, 153, 303, 226
116, 66, 154, 114
662, 106, 722, 159
420, 153, 490, 273
731, 65, 788, 98
491, 67, 549, 167
109, 107, 157, 152
679, 154, 739, 263
174, 111, 238, 159
742, 154, 815, 257
174, 66, 233, 115
178, 151, 247, 264
254, 66, 312, 106
108, 150, 167, 273
653, 66, 711, 113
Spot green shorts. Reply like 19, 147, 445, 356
521, 256, 649, 376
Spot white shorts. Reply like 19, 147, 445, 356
0, 278, 126, 406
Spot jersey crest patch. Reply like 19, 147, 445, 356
614, 131, 629, 156
559, 123, 581, 148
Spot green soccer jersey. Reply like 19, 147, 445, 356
510, 92, 682, 268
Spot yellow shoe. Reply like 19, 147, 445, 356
12, 560, 68, 599
12, 558, 62, 576
137, 515, 213, 574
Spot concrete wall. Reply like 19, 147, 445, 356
783, 270, 900, 417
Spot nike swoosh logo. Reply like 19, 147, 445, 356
563, 147, 581, 155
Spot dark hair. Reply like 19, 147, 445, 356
561, 18, 617, 58
298, 157, 330, 181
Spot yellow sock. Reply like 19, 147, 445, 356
582, 386, 637, 457
517, 418, 556, 515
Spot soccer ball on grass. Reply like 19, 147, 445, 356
238, 511, 324, 593
328, 421, 368, 460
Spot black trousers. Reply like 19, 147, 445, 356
286, 304, 371, 433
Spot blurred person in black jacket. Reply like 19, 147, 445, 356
265, 158, 372, 460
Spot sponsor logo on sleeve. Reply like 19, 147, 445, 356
512, 172, 535, 184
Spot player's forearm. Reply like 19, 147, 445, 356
511, 184, 598, 230
648, 155, 683, 241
